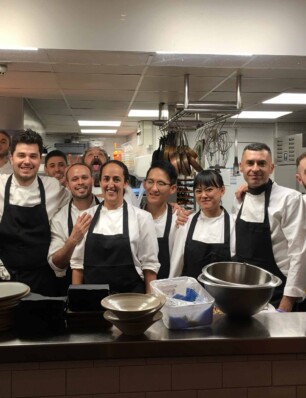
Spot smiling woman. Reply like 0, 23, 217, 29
169, 170, 236, 279
68, 160, 161, 294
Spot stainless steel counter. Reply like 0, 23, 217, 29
0, 312, 305, 363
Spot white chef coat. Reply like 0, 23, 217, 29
0, 161, 13, 174
69, 202, 161, 278
0, 174, 70, 222
91, 184, 138, 207
48, 196, 99, 275
170, 209, 236, 278
232, 182, 306, 299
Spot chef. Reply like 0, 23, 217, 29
0, 129, 70, 296
48, 163, 99, 294
82, 146, 138, 206
233, 142, 306, 311
296, 152, 306, 193
143, 160, 178, 279
0, 130, 12, 174
170, 170, 235, 278
44, 149, 68, 186
70, 160, 160, 293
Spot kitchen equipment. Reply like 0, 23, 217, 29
233, 128, 240, 176
202, 262, 275, 286
103, 310, 162, 335
101, 293, 163, 320
198, 274, 282, 318
150, 277, 215, 330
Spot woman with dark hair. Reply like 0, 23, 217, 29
170, 170, 235, 279
69, 160, 160, 293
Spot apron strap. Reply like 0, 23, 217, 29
162, 204, 173, 239
4, 175, 46, 206
186, 210, 201, 243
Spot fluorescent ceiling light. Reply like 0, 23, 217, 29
231, 111, 292, 119
81, 129, 117, 134
128, 109, 169, 118
78, 120, 121, 127
0, 46, 38, 51
263, 93, 306, 104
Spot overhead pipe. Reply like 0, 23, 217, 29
177, 73, 242, 112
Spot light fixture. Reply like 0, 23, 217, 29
231, 111, 292, 119
81, 129, 117, 134
156, 51, 253, 56
0, 46, 38, 51
128, 109, 169, 118
263, 93, 306, 104
78, 120, 121, 127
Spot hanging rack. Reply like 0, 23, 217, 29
158, 73, 242, 132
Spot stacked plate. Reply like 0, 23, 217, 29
0, 282, 30, 331
101, 293, 165, 335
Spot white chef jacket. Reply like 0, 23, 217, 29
0, 174, 70, 222
232, 182, 306, 299
0, 161, 13, 174
48, 196, 99, 275
69, 202, 161, 278
170, 209, 236, 278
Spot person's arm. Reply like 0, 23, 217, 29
72, 269, 83, 284
175, 208, 193, 227
275, 192, 306, 310
235, 183, 248, 201
52, 213, 92, 269
278, 296, 297, 312
143, 269, 157, 293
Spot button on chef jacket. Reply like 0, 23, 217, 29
232, 182, 306, 300
69, 202, 160, 281
0, 174, 70, 295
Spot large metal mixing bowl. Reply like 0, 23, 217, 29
202, 262, 275, 286
198, 274, 282, 317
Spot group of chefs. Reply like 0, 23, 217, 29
0, 128, 306, 313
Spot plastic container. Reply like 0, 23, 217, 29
150, 277, 215, 330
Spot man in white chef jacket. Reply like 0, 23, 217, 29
48, 163, 99, 294
143, 160, 178, 279
296, 152, 306, 195
0, 130, 12, 174
0, 129, 70, 295
233, 142, 306, 312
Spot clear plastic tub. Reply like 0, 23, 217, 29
150, 277, 215, 330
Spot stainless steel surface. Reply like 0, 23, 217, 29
202, 262, 276, 286
198, 273, 282, 318
0, 312, 306, 363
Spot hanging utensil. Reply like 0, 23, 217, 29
233, 128, 240, 176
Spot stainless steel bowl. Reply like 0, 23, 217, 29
198, 273, 282, 317
202, 262, 275, 286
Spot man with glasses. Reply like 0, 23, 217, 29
143, 160, 178, 278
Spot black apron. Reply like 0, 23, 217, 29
0, 175, 59, 296
157, 204, 172, 279
235, 180, 286, 307
182, 208, 232, 279
83, 200, 144, 293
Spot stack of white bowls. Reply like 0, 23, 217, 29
101, 293, 165, 335
0, 282, 30, 331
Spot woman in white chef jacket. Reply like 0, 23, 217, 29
70, 160, 160, 293
170, 170, 235, 279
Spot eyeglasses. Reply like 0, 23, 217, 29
144, 179, 172, 188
